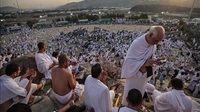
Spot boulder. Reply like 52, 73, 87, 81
0, 55, 44, 84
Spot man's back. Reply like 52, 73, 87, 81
84, 75, 112, 112
51, 67, 73, 96
154, 90, 193, 112
35, 53, 53, 79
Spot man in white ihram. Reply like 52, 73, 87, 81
121, 26, 165, 105
35, 42, 56, 79
84, 63, 116, 112
152, 78, 200, 112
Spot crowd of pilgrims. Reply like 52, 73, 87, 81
0, 25, 200, 98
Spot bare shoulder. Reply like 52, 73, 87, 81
64, 69, 73, 77
52, 67, 59, 73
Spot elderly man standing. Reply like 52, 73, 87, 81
35, 42, 56, 79
121, 26, 165, 105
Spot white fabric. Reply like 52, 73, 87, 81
121, 34, 156, 78
191, 100, 200, 112
146, 83, 155, 94
109, 90, 115, 106
187, 80, 198, 92
192, 74, 200, 81
84, 75, 113, 112
14, 76, 37, 94
51, 90, 73, 104
51, 81, 84, 104
192, 83, 200, 97
0, 75, 27, 104
176, 74, 185, 82
153, 89, 200, 112
52, 57, 58, 63
121, 34, 156, 105
112, 107, 137, 112
35, 52, 53, 79
74, 82, 84, 97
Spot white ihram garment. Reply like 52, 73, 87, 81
121, 34, 156, 105
112, 107, 137, 112
84, 75, 115, 112
0, 75, 34, 105
152, 89, 200, 112
35, 52, 53, 79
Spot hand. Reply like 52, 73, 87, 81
30, 71, 37, 80
49, 62, 56, 70
53, 61, 57, 66
156, 58, 167, 65
24, 68, 35, 77
144, 59, 158, 66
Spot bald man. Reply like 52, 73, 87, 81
121, 26, 165, 105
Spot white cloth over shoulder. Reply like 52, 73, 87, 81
112, 107, 137, 112
0, 75, 27, 104
84, 75, 113, 112
35, 52, 53, 79
152, 89, 200, 112
121, 34, 156, 105
121, 33, 156, 78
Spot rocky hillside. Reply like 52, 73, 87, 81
57, 0, 200, 9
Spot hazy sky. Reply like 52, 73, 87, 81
0, 0, 197, 9
0, 0, 81, 9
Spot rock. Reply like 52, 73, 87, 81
0, 55, 44, 84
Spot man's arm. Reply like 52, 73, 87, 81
139, 59, 162, 73
139, 59, 154, 73
68, 72, 76, 89
36, 55, 55, 73
24, 70, 36, 92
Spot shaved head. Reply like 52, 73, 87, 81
147, 26, 165, 45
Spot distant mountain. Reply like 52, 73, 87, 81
131, 4, 200, 13
0, 6, 21, 12
57, 0, 139, 9
57, 0, 200, 10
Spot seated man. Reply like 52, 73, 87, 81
51, 54, 84, 104
152, 78, 200, 112
70, 58, 80, 76
112, 89, 143, 112
192, 80, 200, 98
52, 51, 59, 65
187, 72, 200, 92
84, 63, 116, 112
35, 42, 56, 79
0, 63, 44, 112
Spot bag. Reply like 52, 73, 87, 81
146, 66, 153, 78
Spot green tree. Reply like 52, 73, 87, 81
26, 20, 38, 28
56, 18, 61, 21
139, 13, 148, 19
